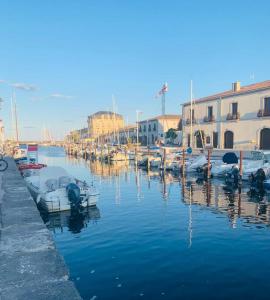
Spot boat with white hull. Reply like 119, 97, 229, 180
25, 167, 99, 213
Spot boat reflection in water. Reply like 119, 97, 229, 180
181, 175, 270, 228
43, 206, 101, 234
87, 159, 131, 178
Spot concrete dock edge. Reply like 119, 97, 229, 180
0, 158, 82, 300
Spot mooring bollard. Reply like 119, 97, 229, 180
207, 149, 211, 179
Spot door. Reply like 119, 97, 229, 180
196, 132, 203, 148
260, 128, 270, 150
213, 132, 218, 148
224, 131, 234, 149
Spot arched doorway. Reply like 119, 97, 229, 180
260, 128, 270, 149
224, 131, 234, 149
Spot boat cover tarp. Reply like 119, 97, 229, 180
222, 152, 238, 164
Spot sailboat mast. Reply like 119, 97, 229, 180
190, 80, 193, 148
13, 91, 19, 143
112, 95, 116, 144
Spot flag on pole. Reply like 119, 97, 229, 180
155, 82, 168, 98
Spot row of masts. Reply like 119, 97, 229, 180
10, 91, 53, 143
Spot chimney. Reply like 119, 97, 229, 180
232, 81, 241, 92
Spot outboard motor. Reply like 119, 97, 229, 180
250, 168, 266, 192
196, 163, 212, 180
66, 183, 81, 207
225, 165, 240, 186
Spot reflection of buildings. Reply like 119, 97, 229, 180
45, 207, 101, 234
88, 160, 131, 178
181, 178, 270, 227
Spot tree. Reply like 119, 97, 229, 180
166, 128, 177, 143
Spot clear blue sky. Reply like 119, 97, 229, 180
0, 0, 269, 140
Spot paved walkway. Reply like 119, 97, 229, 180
0, 158, 81, 300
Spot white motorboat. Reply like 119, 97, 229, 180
150, 156, 162, 168
185, 155, 207, 173
25, 166, 99, 213
212, 151, 270, 180
108, 150, 129, 161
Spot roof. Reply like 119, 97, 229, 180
88, 111, 123, 118
183, 80, 270, 106
140, 114, 181, 122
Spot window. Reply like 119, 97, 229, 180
143, 125, 146, 132
232, 103, 238, 115
139, 126, 142, 132
264, 97, 270, 115
148, 124, 151, 131
190, 109, 195, 120
208, 106, 213, 118
153, 123, 157, 131
213, 132, 218, 148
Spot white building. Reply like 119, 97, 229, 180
138, 115, 181, 146
182, 80, 270, 150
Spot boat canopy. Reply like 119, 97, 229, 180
222, 152, 238, 164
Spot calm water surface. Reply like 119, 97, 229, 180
39, 147, 270, 300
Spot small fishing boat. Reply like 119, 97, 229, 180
25, 166, 99, 213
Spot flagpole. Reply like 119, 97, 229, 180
190, 80, 193, 149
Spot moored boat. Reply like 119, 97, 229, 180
25, 166, 99, 213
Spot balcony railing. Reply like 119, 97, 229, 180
185, 118, 197, 125
226, 112, 240, 120
203, 115, 215, 123
257, 109, 270, 117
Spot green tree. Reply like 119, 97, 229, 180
166, 128, 177, 143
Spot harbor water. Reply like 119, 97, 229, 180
39, 147, 270, 300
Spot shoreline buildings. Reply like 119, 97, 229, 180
138, 115, 181, 146
182, 80, 270, 150
87, 111, 124, 142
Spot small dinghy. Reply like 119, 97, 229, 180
25, 166, 99, 213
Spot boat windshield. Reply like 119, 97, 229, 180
251, 151, 264, 160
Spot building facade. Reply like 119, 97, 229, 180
182, 80, 270, 150
87, 111, 124, 139
97, 124, 137, 144
138, 115, 181, 146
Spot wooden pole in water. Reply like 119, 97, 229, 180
239, 150, 243, 177
207, 149, 211, 179
135, 146, 138, 166
182, 148, 185, 176
163, 148, 166, 171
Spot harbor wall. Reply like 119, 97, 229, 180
0, 157, 81, 300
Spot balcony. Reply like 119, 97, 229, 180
226, 112, 240, 121
203, 115, 215, 123
257, 109, 270, 117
